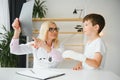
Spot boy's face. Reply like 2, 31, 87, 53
83, 20, 98, 36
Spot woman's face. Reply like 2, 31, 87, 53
47, 23, 59, 41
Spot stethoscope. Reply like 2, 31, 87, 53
34, 41, 54, 62
39, 56, 52, 62
34, 47, 53, 62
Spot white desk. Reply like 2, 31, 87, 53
0, 68, 120, 80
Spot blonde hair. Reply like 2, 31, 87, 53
38, 21, 59, 48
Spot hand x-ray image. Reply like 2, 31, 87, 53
19, 0, 34, 41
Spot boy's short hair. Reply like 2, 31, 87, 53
83, 13, 105, 33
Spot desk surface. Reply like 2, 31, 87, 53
0, 68, 120, 80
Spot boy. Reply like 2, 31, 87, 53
62, 13, 106, 70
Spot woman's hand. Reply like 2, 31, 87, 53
32, 37, 51, 52
12, 18, 21, 33
12, 18, 21, 39
32, 37, 44, 48
73, 62, 83, 70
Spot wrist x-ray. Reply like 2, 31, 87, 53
19, 0, 34, 41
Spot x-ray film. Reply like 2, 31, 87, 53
19, 0, 34, 41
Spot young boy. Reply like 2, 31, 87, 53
62, 13, 106, 70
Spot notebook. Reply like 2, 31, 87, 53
16, 69, 65, 80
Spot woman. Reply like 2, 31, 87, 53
10, 18, 64, 69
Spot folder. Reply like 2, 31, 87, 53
16, 69, 65, 80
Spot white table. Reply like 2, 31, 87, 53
0, 68, 120, 80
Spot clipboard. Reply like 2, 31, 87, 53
16, 69, 65, 80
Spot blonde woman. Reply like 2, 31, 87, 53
10, 18, 64, 69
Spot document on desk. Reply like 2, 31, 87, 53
16, 69, 65, 80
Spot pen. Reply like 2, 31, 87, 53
45, 73, 65, 80
30, 70, 35, 74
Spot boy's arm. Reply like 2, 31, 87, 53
85, 52, 102, 68
62, 50, 102, 68
62, 50, 86, 62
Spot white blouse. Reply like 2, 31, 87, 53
10, 39, 64, 69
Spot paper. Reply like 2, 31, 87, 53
16, 69, 65, 80
19, 0, 34, 40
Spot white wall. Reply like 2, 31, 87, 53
0, 0, 10, 31
46, 0, 86, 18
34, 0, 120, 76
85, 0, 120, 76
0, 0, 10, 45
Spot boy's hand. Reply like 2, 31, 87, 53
73, 62, 83, 70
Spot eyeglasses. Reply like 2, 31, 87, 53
48, 27, 59, 32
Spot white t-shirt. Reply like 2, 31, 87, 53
82, 37, 106, 70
